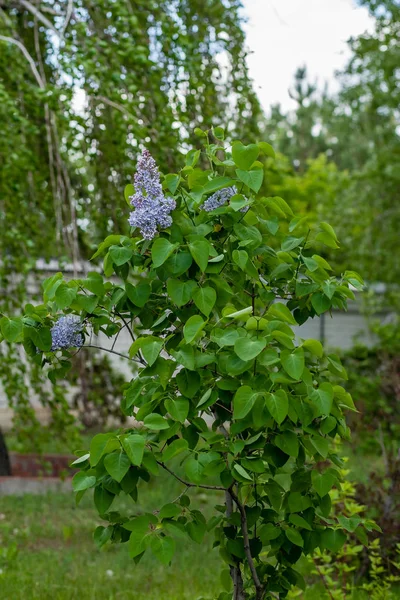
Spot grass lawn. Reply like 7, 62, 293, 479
0, 470, 223, 600
2, 433, 398, 599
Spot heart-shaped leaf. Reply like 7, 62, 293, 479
234, 337, 266, 361
232, 142, 259, 170
236, 168, 264, 193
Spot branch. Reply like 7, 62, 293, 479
61, 0, 74, 35
94, 95, 134, 118
19, 0, 61, 38
230, 488, 264, 599
84, 344, 142, 364
0, 35, 44, 88
156, 461, 226, 492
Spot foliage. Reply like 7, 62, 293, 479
1, 127, 370, 598
0, 0, 264, 452
337, 313, 400, 576
263, 0, 400, 285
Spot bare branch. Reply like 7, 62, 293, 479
0, 35, 44, 88
61, 0, 74, 34
95, 95, 134, 119
19, 0, 61, 38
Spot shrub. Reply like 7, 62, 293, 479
0, 128, 368, 598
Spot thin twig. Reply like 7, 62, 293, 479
84, 344, 142, 364
156, 461, 226, 491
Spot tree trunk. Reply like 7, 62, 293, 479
0, 428, 11, 476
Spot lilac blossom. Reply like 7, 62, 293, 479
202, 186, 238, 212
128, 150, 176, 240
51, 315, 84, 351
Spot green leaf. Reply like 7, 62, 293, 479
275, 431, 299, 457
280, 348, 305, 380
90, 434, 119, 466
163, 438, 189, 461
257, 141, 275, 159
188, 239, 210, 272
164, 173, 180, 194
165, 252, 192, 276
231, 141, 259, 170
233, 386, 257, 419
288, 492, 312, 513
289, 514, 312, 531
125, 282, 151, 308
321, 528, 346, 553
151, 238, 178, 268
109, 245, 133, 266
27, 326, 52, 352
234, 337, 266, 361
311, 292, 331, 315
266, 389, 288, 425
202, 177, 236, 196
258, 523, 281, 542
311, 383, 334, 417
55, 284, 77, 309
139, 337, 163, 366
302, 339, 323, 357
143, 413, 170, 430
312, 469, 338, 497
236, 168, 264, 193
128, 516, 153, 558
285, 529, 304, 547
167, 279, 197, 306
315, 231, 339, 249
91, 235, 124, 260
192, 287, 216, 316
164, 398, 189, 423
124, 184, 135, 205
183, 315, 206, 344
328, 355, 348, 380
185, 457, 204, 483
122, 435, 145, 466
267, 303, 297, 325
94, 486, 114, 514
0, 317, 23, 342
72, 472, 96, 492
104, 452, 131, 483
310, 436, 330, 458
176, 370, 201, 398
233, 463, 253, 481
159, 503, 181, 519
150, 536, 175, 564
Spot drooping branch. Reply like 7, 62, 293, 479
19, 0, 61, 38
0, 35, 44, 88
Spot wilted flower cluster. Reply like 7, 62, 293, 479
202, 186, 238, 212
51, 315, 84, 351
128, 150, 176, 240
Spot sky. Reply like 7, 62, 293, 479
242, 0, 374, 112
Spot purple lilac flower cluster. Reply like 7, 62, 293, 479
202, 186, 238, 212
51, 315, 84, 351
128, 150, 176, 240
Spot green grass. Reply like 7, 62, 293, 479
0, 471, 222, 600
1, 433, 397, 599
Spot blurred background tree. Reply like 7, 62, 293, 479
0, 0, 263, 466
